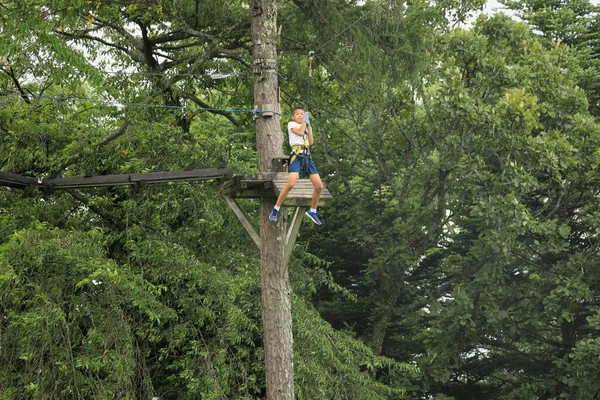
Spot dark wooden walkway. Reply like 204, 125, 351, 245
0, 168, 233, 190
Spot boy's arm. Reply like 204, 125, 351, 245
302, 111, 313, 144
291, 123, 313, 144
290, 122, 307, 136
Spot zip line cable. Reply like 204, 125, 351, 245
0, 91, 280, 115
299, 53, 378, 159
314, 53, 365, 111
314, 0, 388, 53
101, 70, 249, 79
291, 54, 372, 156
304, 0, 392, 112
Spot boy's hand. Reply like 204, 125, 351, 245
303, 112, 311, 131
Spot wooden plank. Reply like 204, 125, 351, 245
272, 179, 333, 207
227, 189, 271, 198
43, 167, 233, 189
225, 177, 332, 206
282, 197, 332, 207
44, 174, 135, 188
0, 172, 38, 189
257, 172, 289, 180
224, 178, 273, 198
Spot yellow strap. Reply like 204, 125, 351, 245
290, 145, 309, 165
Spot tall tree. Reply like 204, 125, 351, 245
307, 8, 600, 399
251, 0, 295, 398
502, 0, 600, 116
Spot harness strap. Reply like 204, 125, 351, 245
291, 145, 307, 153
290, 145, 310, 173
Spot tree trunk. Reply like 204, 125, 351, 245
251, 1, 295, 399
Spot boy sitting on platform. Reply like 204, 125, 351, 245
269, 107, 323, 225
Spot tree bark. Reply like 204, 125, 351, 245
251, 1, 295, 399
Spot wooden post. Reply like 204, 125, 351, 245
251, 1, 295, 399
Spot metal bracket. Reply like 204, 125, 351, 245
252, 104, 277, 119
253, 58, 278, 76
261, 104, 275, 118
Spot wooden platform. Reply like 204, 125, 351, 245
224, 174, 332, 207
272, 180, 332, 207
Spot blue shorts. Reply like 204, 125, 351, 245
289, 153, 318, 175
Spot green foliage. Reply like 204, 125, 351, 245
5, 0, 600, 398
293, 296, 418, 399
2, 0, 443, 397
309, 11, 600, 399
411, 16, 600, 398
501, 0, 600, 116
0, 224, 138, 399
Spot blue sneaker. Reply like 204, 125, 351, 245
305, 209, 322, 225
269, 208, 279, 222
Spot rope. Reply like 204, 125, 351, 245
0, 92, 280, 115
304, 51, 315, 157
306, 51, 315, 110
102, 70, 247, 79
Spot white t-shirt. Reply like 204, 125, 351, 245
287, 121, 307, 147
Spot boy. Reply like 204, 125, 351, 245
269, 107, 323, 224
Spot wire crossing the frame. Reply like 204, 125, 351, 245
0, 92, 281, 116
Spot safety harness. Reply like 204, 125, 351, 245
290, 134, 311, 175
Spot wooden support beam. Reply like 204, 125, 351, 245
223, 195, 261, 249
280, 207, 303, 275
43, 168, 232, 189
0, 172, 38, 190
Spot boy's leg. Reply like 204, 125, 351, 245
304, 173, 323, 225
275, 172, 299, 208
271, 157, 302, 222
308, 173, 323, 210
271, 173, 299, 222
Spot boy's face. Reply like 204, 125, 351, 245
292, 108, 304, 123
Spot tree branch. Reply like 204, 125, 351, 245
48, 119, 129, 179
180, 93, 242, 127
2, 66, 31, 104
65, 189, 125, 231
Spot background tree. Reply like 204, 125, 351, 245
502, 0, 600, 116
309, 11, 600, 399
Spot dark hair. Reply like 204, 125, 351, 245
291, 106, 304, 114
